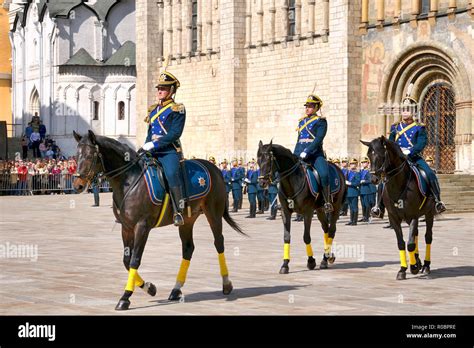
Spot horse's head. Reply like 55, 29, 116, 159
360, 136, 388, 184
73, 130, 104, 193
257, 140, 274, 189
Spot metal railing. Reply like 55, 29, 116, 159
0, 173, 112, 196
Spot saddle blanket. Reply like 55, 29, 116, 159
304, 163, 342, 198
410, 165, 428, 197
144, 159, 211, 205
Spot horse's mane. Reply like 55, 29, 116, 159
94, 135, 138, 159
268, 144, 298, 162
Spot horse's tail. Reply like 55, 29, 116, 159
223, 203, 247, 237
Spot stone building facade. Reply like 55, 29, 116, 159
0, 2, 11, 135
9, 0, 136, 156
140, 1, 471, 173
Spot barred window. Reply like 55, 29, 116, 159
191, 0, 198, 53
117, 101, 125, 120
288, 0, 296, 37
93, 101, 100, 120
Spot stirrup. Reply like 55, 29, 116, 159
323, 202, 334, 213
435, 201, 446, 214
173, 212, 185, 226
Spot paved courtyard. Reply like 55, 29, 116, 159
0, 192, 472, 315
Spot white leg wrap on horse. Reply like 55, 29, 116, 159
222, 275, 231, 285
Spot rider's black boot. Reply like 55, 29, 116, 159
321, 185, 334, 213
430, 179, 446, 214
170, 186, 185, 226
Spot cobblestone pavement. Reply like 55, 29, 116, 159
0, 193, 472, 315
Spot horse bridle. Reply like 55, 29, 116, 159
258, 150, 300, 184
371, 147, 408, 183
76, 143, 145, 184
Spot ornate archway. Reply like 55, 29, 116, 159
379, 42, 472, 172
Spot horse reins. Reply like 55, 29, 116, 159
258, 150, 307, 205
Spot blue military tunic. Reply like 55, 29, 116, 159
145, 99, 185, 187
230, 166, 244, 210
293, 114, 329, 187
389, 121, 437, 183
221, 168, 232, 193
346, 169, 360, 213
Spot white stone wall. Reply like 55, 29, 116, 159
10, 1, 137, 157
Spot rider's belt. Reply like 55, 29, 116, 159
299, 139, 313, 143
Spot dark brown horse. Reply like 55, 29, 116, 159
361, 136, 435, 280
257, 141, 347, 273
73, 130, 244, 310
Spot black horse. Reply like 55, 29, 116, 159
361, 136, 435, 280
257, 141, 347, 273
73, 130, 245, 310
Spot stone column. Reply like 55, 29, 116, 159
448, 0, 456, 18
322, 0, 329, 41
307, 0, 315, 42
136, 0, 162, 145
269, 0, 276, 45
196, 0, 202, 57
376, 0, 385, 28
219, 0, 247, 152
205, 0, 213, 57
411, 0, 420, 27
360, 0, 369, 33
165, 0, 173, 59
245, 0, 252, 48
394, 0, 401, 21
295, 0, 301, 44
176, 0, 182, 61
429, 0, 438, 24
279, 0, 288, 45
257, 0, 264, 47
186, 0, 192, 58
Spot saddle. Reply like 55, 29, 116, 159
142, 156, 211, 206
408, 162, 429, 197
303, 162, 342, 199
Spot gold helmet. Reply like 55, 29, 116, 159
304, 94, 323, 111
361, 157, 369, 163
156, 71, 181, 89
333, 158, 340, 164
401, 96, 418, 114
349, 158, 358, 165
426, 156, 434, 162
341, 157, 348, 163
221, 158, 228, 164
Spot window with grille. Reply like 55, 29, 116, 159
93, 101, 99, 120
117, 101, 125, 120
192, 0, 198, 53
288, 0, 296, 37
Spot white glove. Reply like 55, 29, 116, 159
142, 142, 155, 151
360, 180, 366, 184
401, 148, 411, 156
300, 152, 307, 159
345, 180, 351, 185
244, 178, 251, 184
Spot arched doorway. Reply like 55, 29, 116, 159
420, 83, 456, 173
29, 88, 40, 118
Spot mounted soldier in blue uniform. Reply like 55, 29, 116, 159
142, 71, 187, 226
389, 97, 446, 214
293, 94, 333, 213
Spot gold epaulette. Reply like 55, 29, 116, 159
144, 104, 158, 123
417, 122, 425, 127
172, 103, 185, 112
